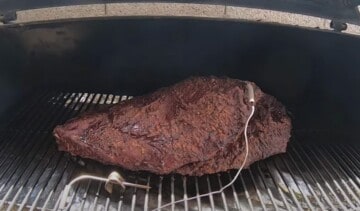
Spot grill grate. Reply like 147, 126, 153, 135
0, 92, 360, 210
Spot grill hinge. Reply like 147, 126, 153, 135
0, 11, 17, 24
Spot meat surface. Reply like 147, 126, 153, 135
53, 76, 291, 176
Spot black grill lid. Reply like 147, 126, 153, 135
0, 0, 359, 25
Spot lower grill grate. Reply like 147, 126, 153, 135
0, 92, 360, 210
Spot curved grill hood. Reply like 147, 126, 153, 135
0, 0, 360, 25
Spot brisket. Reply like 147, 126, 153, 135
53, 76, 291, 176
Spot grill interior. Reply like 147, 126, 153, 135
0, 18, 360, 211
0, 92, 360, 210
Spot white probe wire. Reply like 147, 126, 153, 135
152, 104, 255, 211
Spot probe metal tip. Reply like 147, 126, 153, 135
247, 83, 255, 104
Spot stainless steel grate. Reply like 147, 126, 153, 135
0, 92, 360, 210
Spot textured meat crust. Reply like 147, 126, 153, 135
53, 76, 291, 176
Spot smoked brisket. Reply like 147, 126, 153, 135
53, 76, 291, 176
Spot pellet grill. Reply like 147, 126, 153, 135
0, 1, 360, 210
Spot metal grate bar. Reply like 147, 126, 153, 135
0, 94, 65, 210
326, 146, 360, 193
286, 148, 336, 210
0, 93, 44, 143
0, 93, 74, 209
261, 161, 300, 210
105, 195, 111, 211
294, 144, 353, 209
194, 177, 202, 210
118, 194, 124, 211
143, 175, 151, 211
20, 93, 86, 210
248, 169, 267, 210
26, 95, 85, 210
275, 183, 292, 210
338, 146, 360, 178
340, 145, 360, 178
277, 155, 324, 210
130, 177, 138, 211
81, 181, 92, 210
0, 92, 51, 132
329, 146, 360, 180
6, 95, 76, 200
28, 93, 90, 209
269, 159, 308, 210
315, 146, 360, 205
289, 145, 347, 209
238, 172, 254, 210
91, 181, 102, 211
255, 164, 279, 210
0, 93, 58, 182
41, 189, 54, 211
157, 176, 163, 210
226, 172, 242, 210
206, 175, 215, 211
170, 175, 175, 211
302, 144, 357, 209
0, 92, 57, 171
182, 176, 188, 211
216, 174, 229, 211
0, 93, 51, 167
